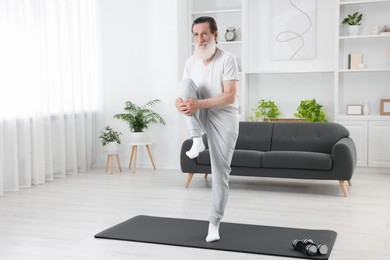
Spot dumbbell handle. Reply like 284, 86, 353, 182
292, 238, 313, 250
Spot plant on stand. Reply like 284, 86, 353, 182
114, 99, 166, 142
99, 126, 122, 152
249, 99, 281, 121
342, 12, 363, 36
294, 99, 328, 122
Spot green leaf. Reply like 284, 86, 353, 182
98, 125, 122, 146
250, 99, 281, 121
114, 99, 165, 132
342, 11, 363, 26
295, 99, 328, 122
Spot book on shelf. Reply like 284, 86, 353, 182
348, 53, 362, 70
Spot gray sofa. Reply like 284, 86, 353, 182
180, 122, 357, 196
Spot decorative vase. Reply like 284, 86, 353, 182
370, 26, 380, 35
348, 25, 360, 36
363, 100, 370, 115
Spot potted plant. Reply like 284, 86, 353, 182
342, 12, 363, 36
99, 125, 122, 152
249, 99, 281, 122
294, 99, 328, 122
114, 99, 166, 142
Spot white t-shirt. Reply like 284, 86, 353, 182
182, 49, 239, 108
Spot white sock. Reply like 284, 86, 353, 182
186, 137, 205, 159
205, 223, 220, 242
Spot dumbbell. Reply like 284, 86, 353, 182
292, 238, 317, 256
292, 238, 328, 256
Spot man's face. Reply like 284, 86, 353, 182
192, 22, 217, 49
192, 22, 218, 60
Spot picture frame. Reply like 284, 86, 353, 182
380, 99, 390, 115
347, 104, 363, 115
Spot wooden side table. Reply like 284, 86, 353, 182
105, 153, 122, 175
128, 142, 156, 173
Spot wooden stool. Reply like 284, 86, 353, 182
128, 142, 156, 173
105, 153, 122, 174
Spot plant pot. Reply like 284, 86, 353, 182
131, 132, 147, 142
348, 25, 360, 36
107, 142, 118, 153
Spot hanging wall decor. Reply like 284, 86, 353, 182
270, 0, 317, 60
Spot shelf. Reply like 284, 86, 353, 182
191, 41, 242, 46
339, 34, 390, 40
336, 115, 390, 121
246, 69, 334, 74
218, 41, 242, 45
339, 68, 390, 73
191, 9, 242, 15
340, 0, 390, 6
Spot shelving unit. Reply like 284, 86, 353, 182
336, 0, 390, 167
336, 0, 390, 114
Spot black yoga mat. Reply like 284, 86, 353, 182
95, 215, 337, 259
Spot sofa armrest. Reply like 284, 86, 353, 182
180, 139, 197, 173
331, 137, 357, 180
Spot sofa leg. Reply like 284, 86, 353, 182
339, 180, 349, 197
185, 173, 194, 188
204, 173, 208, 179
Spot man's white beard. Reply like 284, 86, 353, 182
194, 37, 217, 61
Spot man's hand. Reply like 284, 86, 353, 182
176, 97, 201, 116
176, 97, 184, 111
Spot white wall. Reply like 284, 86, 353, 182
96, 0, 183, 169
246, 0, 336, 121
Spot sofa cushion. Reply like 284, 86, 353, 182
196, 150, 211, 166
232, 150, 262, 167
196, 149, 262, 168
235, 122, 274, 151
262, 151, 332, 170
271, 123, 349, 154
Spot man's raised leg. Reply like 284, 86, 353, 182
179, 78, 206, 159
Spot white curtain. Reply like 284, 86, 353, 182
0, 0, 100, 195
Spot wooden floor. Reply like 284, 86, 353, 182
0, 167, 389, 260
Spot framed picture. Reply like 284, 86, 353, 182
347, 104, 363, 115
380, 99, 390, 115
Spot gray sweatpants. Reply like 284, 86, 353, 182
179, 78, 239, 226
